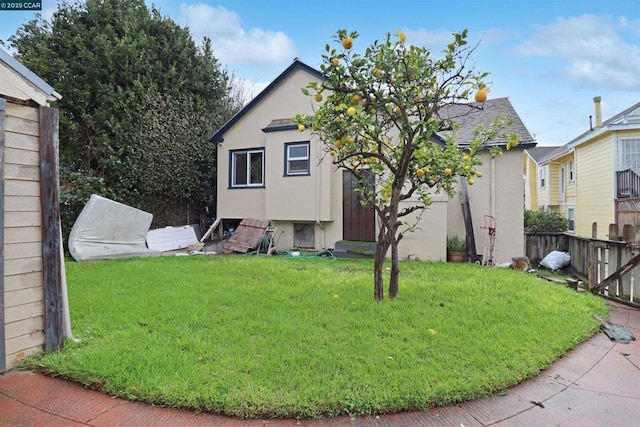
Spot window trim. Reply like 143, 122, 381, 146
567, 207, 575, 232
229, 147, 265, 188
568, 160, 574, 183
284, 141, 311, 176
618, 137, 640, 170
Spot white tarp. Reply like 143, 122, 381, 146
146, 225, 199, 252
68, 194, 161, 261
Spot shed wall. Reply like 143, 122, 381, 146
2, 101, 44, 370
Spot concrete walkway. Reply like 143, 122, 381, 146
1, 301, 638, 426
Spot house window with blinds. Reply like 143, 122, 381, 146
619, 138, 640, 170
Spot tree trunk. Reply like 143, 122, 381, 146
374, 227, 392, 301
389, 238, 399, 299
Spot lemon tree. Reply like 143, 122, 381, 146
294, 29, 518, 300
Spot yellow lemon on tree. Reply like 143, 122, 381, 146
342, 37, 353, 49
395, 106, 402, 115
417, 168, 425, 178
346, 136, 355, 144
444, 168, 452, 176
462, 155, 470, 161
474, 89, 488, 103
373, 68, 382, 78
314, 92, 323, 102
467, 178, 475, 185
298, 124, 305, 132
464, 165, 471, 172
335, 139, 342, 148
476, 171, 483, 178
352, 94, 361, 104
331, 57, 340, 67
346, 107, 357, 117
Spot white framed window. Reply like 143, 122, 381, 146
567, 208, 575, 232
619, 138, 640, 170
285, 141, 310, 176
540, 167, 546, 188
568, 160, 574, 182
230, 148, 264, 188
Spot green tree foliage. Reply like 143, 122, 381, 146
5, 0, 231, 232
294, 30, 518, 300
524, 209, 569, 232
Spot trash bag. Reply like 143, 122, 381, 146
540, 250, 570, 270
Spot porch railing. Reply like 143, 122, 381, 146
616, 168, 640, 198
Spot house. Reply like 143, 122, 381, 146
210, 59, 536, 264
1, 47, 63, 372
525, 97, 640, 239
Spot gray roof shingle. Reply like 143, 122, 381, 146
436, 97, 535, 147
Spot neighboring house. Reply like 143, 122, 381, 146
524, 144, 577, 232
1, 48, 63, 372
525, 97, 640, 239
210, 59, 536, 264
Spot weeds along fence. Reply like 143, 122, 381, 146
525, 223, 640, 308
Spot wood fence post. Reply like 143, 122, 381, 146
592, 222, 597, 238
623, 224, 634, 243
609, 224, 619, 241
588, 241, 597, 291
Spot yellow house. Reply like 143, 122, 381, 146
525, 97, 640, 239
211, 60, 536, 264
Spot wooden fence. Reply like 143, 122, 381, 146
525, 223, 640, 308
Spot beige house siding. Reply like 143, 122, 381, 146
524, 155, 537, 210
447, 150, 526, 264
3, 102, 45, 370
575, 135, 614, 239
217, 67, 345, 252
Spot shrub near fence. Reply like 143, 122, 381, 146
525, 223, 640, 308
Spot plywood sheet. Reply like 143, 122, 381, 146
222, 218, 270, 254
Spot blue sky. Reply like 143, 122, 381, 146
1, 0, 639, 145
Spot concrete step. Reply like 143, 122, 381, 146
333, 240, 376, 258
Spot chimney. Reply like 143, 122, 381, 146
593, 96, 603, 129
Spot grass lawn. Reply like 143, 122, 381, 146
24, 255, 606, 419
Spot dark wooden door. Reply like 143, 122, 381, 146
342, 170, 375, 241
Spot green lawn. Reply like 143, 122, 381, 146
25, 255, 606, 419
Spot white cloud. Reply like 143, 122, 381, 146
515, 14, 640, 90
178, 3, 297, 66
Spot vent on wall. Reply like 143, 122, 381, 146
293, 223, 315, 248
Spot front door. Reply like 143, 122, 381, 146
342, 170, 375, 241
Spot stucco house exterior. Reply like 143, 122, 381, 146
210, 59, 536, 263
1, 48, 63, 372
525, 97, 640, 239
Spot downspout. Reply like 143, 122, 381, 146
490, 154, 497, 218
315, 138, 326, 248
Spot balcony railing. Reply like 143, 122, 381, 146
616, 168, 640, 198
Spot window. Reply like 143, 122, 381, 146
619, 138, 640, 170
567, 208, 575, 232
568, 160, 574, 182
285, 142, 310, 176
540, 168, 546, 188
230, 148, 264, 188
